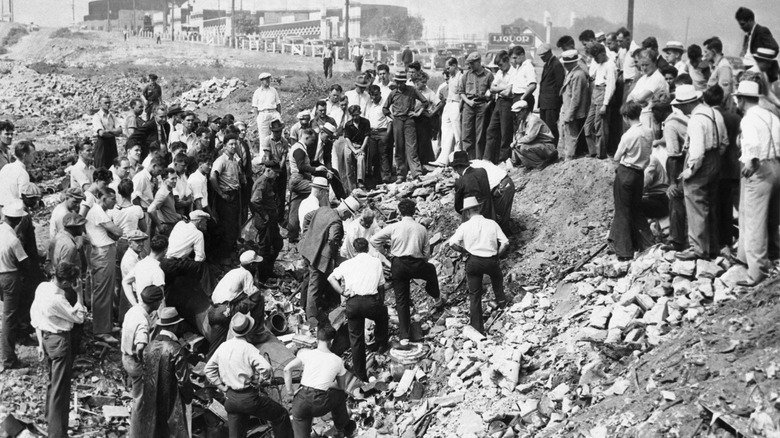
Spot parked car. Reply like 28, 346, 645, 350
408, 39, 429, 48
282, 35, 305, 45
416, 46, 437, 69
433, 48, 466, 69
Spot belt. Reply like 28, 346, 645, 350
620, 163, 644, 172
594, 84, 607, 88
346, 293, 379, 300
370, 128, 388, 133
301, 385, 329, 394
43, 330, 67, 336
227, 386, 257, 393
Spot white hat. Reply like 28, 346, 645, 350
671, 84, 702, 105
2, 200, 27, 218
311, 176, 329, 189
251, 156, 264, 167
321, 122, 337, 135
258, 72, 272, 80
239, 250, 263, 265
662, 41, 685, 53
340, 196, 361, 215
189, 210, 211, 221
595, 31, 605, 39
753, 47, 778, 62
561, 50, 580, 63
462, 196, 483, 211
297, 110, 311, 119
734, 80, 761, 98
511, 100, 529, 112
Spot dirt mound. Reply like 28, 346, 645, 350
508, 158, 615, 285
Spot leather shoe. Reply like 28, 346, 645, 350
660, 243, 683, 252
675, 250, 700, 261
432, 296, 447, 311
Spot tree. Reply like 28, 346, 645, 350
375, 15, 423, 44
234, 14, 259, 35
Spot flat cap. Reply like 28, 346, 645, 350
140, 285, 164, 304
62, 212, 87, 228
466, 51, 481, 63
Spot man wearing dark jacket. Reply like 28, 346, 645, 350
299, 197, 359, 325
736, 6, 778, 57
537, 43, 565, 144
450, 151, 495, 221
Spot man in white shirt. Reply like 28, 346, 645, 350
298, 177, 330, 230
616, 27, 641, 93
93, 95, 123, 170
0, 140, 35, 208
171, 154, 193, 215
252, 72, 282, 142
122, 234, 167, 307
352, 43, 364, 71
119, 230, 147, 320
627, 49, 669, 137
85, 187, 123, 342
30, 262, 86, 438
585, 44, 618, 158
734, 81, 780, 286
169, 111, 199, 154
166, 210, 208, 262
131, 156, 165, 209
345, 76, 371, 116
373, 64, 393, 100
187, 153, 212, 214
432, 58, 463, 166
328, 238, 389, 381
340, 209, 384, 260
69, 140, 96, 192
205, 313, 293, 438
485, 50, 515, 164
283, 325, 349, 437
365, 85, 393, 185
108, 156, 131, 192
448, 196, 509, 334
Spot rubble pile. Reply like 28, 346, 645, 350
171, 77, 247, 112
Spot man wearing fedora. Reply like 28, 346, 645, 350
298, 176, 330, 231
30, 262, 86, 438
284, 325, 350, 438
0, 201, 30, 371
287, 128, 329, 243
662, 41, 687, 74
252, 72, 282, 142
537, 43, 565, 145
460, 52, 494, 160
249, 159, 284, 280
748, 47, 780, 110
383, 70, 429, 182
371, 198, 443, 350
132, 307, 192, 438
736, 7, 779, 60
585, 43, 618, 159
659, 89, 692, 252
675, 84, 729, 262
142, 73, 163, 121
734, 80, 780, 286
290, 111, 312, 144
510, 100, 557, 169
559, 49, 590, 161
206, 313, 294, 438
451, 150, 495, 221
92, 95, 123, 174
261, 119, 290, 220
300, 197, 360, 325
346, 76, 371, 115
122, 284, 164, 436
208, 250, 265, 354
448, 196, 509, 334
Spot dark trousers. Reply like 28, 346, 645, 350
160, 257, 211, 296
0, 271, 21, 366
367, 129, 390, 187
354, 55, 363, 71
94, 136, 118, 171
609, 165, 653, 258
323, 58, 333, 78
391, 257, 440, 341
539, 108, 560, 145
274, 169, 288, 224
215, 190, 240, 260
683, 150, 721, 258
345, 295, 389, 380
485, 98, 515, 164
667, 156, 687, 248
306, 265, 338, 325
42, 331, 72, 438
393, 117, 422, 179
255, 215, 283, 280
717, 178, 738, 247
461, 103, 488, 160
225, 388, 293, 438
493, 176, 515, 231
465, 255, 505, 334
291, 386, 349, 438
413, 115, 436, 164
287, 176, 312, 242
641, 193, 669, 219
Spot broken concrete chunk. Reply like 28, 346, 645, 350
719, 265, 749, 288
696, 259, 725, 279
634, 294, 655, 312
588, 306, 612, 329
549, 383, 570, 401
643, 297, 669, 325
671, 277, 693, 295
608, 304, 641, 330
579, 327, 607, 342
671, 260, 696, 277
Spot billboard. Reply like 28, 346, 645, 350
488, 33, 533, 46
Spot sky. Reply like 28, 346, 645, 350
7, 0, 780, 55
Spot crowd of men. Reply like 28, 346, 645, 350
0, 5, 779, 437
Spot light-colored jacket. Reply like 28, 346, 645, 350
560, 65, 590, 122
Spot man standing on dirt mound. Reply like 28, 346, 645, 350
252, 72, 282, 143
142, 73, 162, 121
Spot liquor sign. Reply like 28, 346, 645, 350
488, 33, 533, 46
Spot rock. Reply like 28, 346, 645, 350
624, 327, 644, 343
603, 378, 630, 396
647, 285, 668, 298
614, 277, 631, 294
696, 259, 725, 279
713, 279, 736, 302
671, 260, 696, 277
588, 306, 611, 329
608, 304, 641, 330
660, 390, 676, 401
672, 277, 693, 295
634, 294, 655, 312
605, 328, 622, 343
577, 282, 597, 297
456, 410, 484, 435
602, 261, 629, 278
643, 297, 669, 325
579, 327, 607, 342
719, 265, 749, 288
693, 278, 714, 298
549, 383, 569, 401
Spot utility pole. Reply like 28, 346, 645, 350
106, 0, 110, 31
344, 0, 349, 61
231, 0, 235, 48
8, 0, 12, 23
684, 16, 690, 45
72, 0, 76, 25
627, 0, 634, 37
133, 0, 136, 34
170, 1, 174, 41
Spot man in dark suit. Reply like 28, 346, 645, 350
736, 6, 779, 57
537, 43, 565, 145
450, 151, 495, 222
146, 106, 171, 152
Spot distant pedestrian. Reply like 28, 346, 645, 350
352, 43, 364, 72
252, 72, 282, 142
142, 74, 162, 121
323, 43, 335, 78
